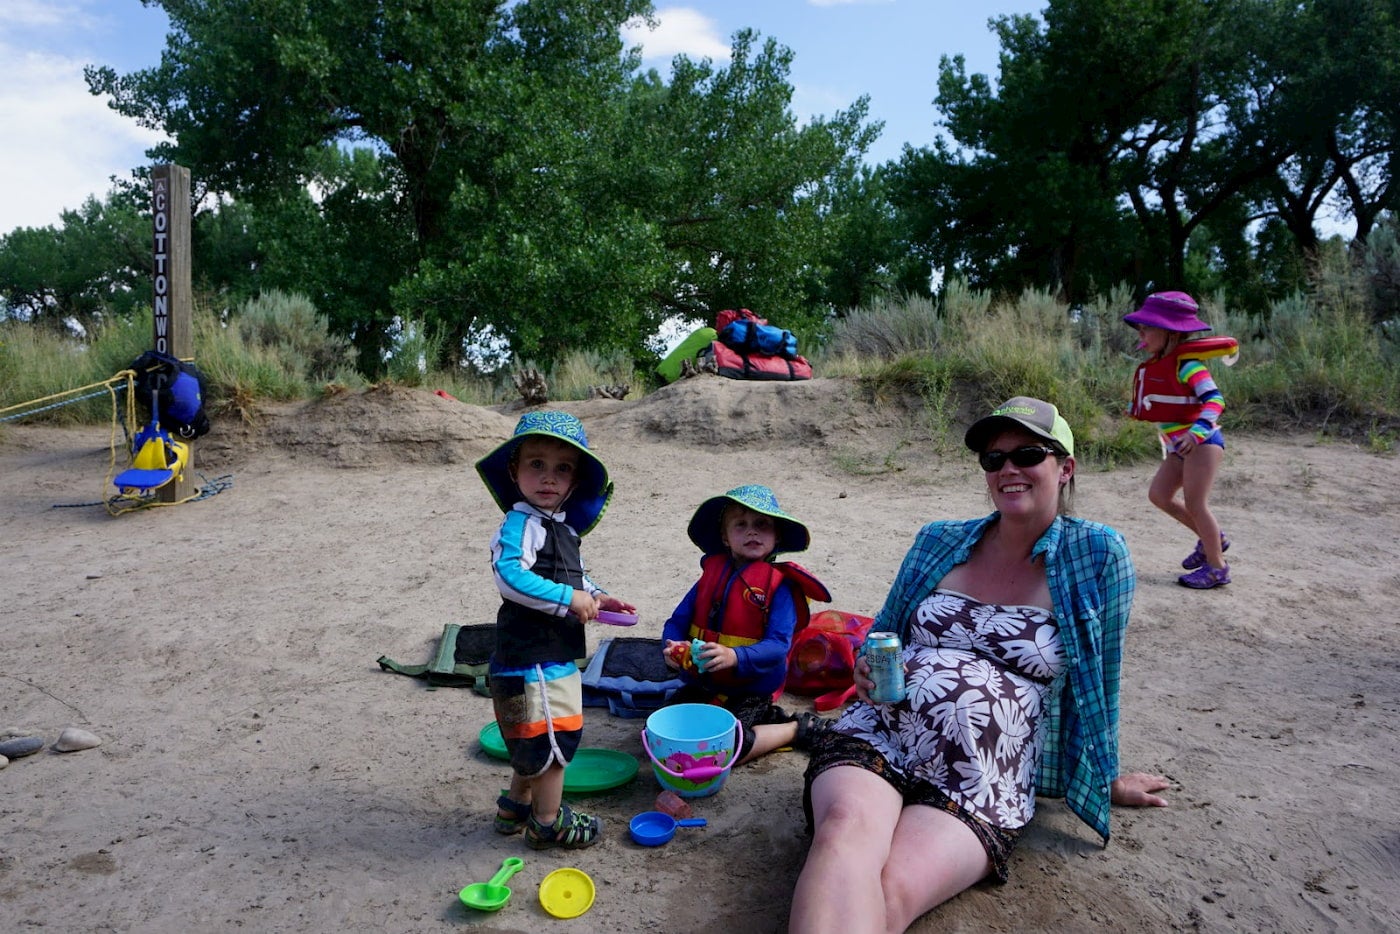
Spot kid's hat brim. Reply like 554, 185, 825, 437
475, 410, 613, 535
687, 484, 810, 556
1122, 291, 1213, 333
964, 396, 1075, 458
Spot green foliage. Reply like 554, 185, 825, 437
891, 0, 1400, 306
381, 319, 442, 388
547, 348, 643, 401
1221, 247, 1399, 436
825, 293, 942, 358
0, 314, 154, 425
80, 2, 879, 374
1362, 213, 1400, 322
825, 262, 1398, 464
203, 291, 360, 405
231, 289, 356, 383
0, 195, 151, 332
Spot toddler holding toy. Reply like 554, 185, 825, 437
661, 484, 833, 763
476, 411, 634, 849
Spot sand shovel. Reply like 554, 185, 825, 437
459, 856, 524, 912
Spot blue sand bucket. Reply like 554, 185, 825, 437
641, 703, 741, 798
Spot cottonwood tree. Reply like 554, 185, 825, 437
86, 1, 877, 370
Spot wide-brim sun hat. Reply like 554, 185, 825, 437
475, 410, 613, 535
1122, 291, 1212, 333
964, 396, 1075, 458
687, 484, 810, 557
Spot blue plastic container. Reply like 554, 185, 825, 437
641, 703, 740, 798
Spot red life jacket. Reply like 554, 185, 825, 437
688, 554, 831, 690
710, 340, 813, 381
1129, 336, 1239, 423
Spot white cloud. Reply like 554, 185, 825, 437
0, 42, 165, 232
622, 7, 731, 64
0, 1, 168, 233
0, 0, 91, 30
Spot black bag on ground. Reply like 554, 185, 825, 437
581, 636, 687, 718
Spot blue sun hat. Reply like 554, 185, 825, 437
687, 484, 810, 557
475, 411, 613, 535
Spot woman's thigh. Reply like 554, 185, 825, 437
808, 765, 905, 857
881, 805, 993, 929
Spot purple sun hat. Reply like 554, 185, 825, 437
1123, 291, 1212, 333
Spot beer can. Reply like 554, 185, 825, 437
862, 631, 905, 704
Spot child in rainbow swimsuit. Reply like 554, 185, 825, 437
1124, 291, 1236, 589
661, 485, 833, 762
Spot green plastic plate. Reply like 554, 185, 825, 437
479, 721, 510, 760
563, 748, 639, 794
477, 723, 638, 793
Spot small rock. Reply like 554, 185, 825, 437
0, 754, 8, 769
0, 735, 44, 759
55, 727, 102, 753
86, 571, 104, 580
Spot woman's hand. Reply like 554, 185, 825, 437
1111, 772, 1170, 807
852, 655, 874, 704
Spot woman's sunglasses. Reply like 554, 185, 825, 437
978, 445, 1060, 473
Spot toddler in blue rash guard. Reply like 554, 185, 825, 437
475, 410, 634, 849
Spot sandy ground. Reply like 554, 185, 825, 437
1, 377, 1397, 934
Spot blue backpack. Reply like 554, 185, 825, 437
131, 349, 211, 440
717, 309, 799, 359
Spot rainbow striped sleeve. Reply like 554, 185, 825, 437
1179, 359, 1225, 439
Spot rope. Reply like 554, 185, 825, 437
0, 384, 126, 422
103, 472, 235, 516
0, 371, 137, 423
55, 473, 235, 512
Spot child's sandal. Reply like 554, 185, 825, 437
794, 712, 834, 750
494, 791, 532, 835
524, 803, 602, 850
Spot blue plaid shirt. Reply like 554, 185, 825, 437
873, 513, 1135, 844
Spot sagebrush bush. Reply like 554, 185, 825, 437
6, 261, 1396, 454
818, 260, 1398, 461
232, 289, 356, 383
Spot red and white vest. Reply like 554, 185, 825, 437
1129, 336, 1238, 424
687, 554, 831, 690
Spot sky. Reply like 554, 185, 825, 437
0, 0, 1046, 235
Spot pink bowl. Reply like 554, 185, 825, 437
596, 610, 639, 626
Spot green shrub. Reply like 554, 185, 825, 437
547, 348, 643, 401
232, 289, 355, 383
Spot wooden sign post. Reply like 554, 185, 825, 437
152, 164, 194, 502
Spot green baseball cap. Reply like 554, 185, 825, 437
963, 396, 1075, 457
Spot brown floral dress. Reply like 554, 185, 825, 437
829, 589, 1066, 829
